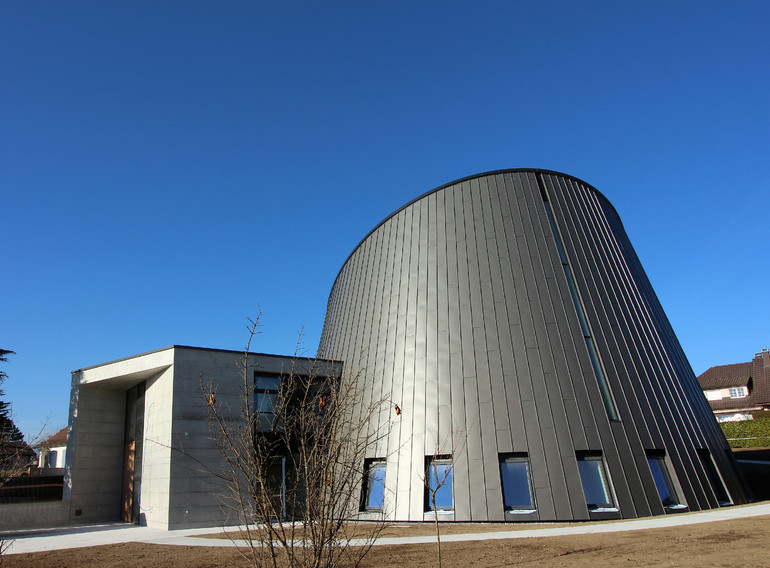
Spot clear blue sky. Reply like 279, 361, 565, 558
2, 1, 768, 439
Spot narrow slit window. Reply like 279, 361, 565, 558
540, 183, 619, 421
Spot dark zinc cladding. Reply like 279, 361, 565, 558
319, 169, 750, 522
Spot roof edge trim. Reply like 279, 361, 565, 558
327, 168, 616, 300
72, 345, 343, 374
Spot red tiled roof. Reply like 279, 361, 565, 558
697, 351, 770, 413
697, 362, 752, 390
34, 427, 68, 449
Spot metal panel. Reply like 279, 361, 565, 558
319, 169, 749, 522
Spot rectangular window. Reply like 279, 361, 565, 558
254, 374, 282, 431
425, 456, 453, 511
728, 387, 747, 398
499, 454, 535, 512
646, 451, 682, 509
697, 449, 732, 506
576, 453, 616, 510
361, 459, 386, 511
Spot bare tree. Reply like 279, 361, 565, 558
204, 314, 391, 568
422, 427, 467, 568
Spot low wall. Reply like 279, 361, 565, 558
0, 500, 69, 531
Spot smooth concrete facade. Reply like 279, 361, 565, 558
319, 169, 749, 522
65, 346, 329, 530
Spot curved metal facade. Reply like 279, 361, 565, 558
319, 169, 748, 522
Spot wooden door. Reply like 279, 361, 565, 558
121, 441, 135, 522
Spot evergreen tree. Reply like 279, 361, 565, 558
0, 349, 23, 442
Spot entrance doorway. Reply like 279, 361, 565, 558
120, 382, 145, 523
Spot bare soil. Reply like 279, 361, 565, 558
197, 522, 568, 540
4, 515, 770, 568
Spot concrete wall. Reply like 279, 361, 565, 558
64, 345, 336, 531
138, 366, 175, 529
65, 348, 174, 528
0, 501, 69, 531
167, 348, 241, 529
167, 348, 332, 529
66, 382, 126, 524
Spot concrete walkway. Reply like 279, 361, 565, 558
4, 502, 770, 556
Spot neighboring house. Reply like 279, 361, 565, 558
35, 427, 68, 469
697, 349, 770, 422
59, 170, 750, 531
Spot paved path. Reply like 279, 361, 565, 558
4, 502, 770, 555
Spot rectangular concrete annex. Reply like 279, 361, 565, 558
64, 346, 334, 530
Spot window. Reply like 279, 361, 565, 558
576, 453, 616, 510
425, 457, 453, 511
254, 374, 282, 431
361, 459, 386, 511
542, 197, 618, 420
646, 451, 682, 509
728, 387, 747, 398
697, 449, 732, 506
499, 454, 535, 512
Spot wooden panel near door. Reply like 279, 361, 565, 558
121, 441, 135, 523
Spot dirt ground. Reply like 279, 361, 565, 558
4, 515, 770, 568
196, 521, 570, 540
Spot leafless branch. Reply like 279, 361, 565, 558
204, 314, 392, 568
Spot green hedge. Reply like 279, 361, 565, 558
720, 411, 770, 448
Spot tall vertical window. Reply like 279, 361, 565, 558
539, 180, 619, 421
254, 374, 281, 431
697, 449, 732, 506
646, 451, 682, 509
576, 453, 616, 510
425, 457, 453, 511
499, 454, 535, 512
361, 459, 386, 511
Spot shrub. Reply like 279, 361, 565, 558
720, 411, 770, 448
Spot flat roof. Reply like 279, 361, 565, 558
72, 344, 342, 374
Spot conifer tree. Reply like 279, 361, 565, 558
0, 349, 23, 442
